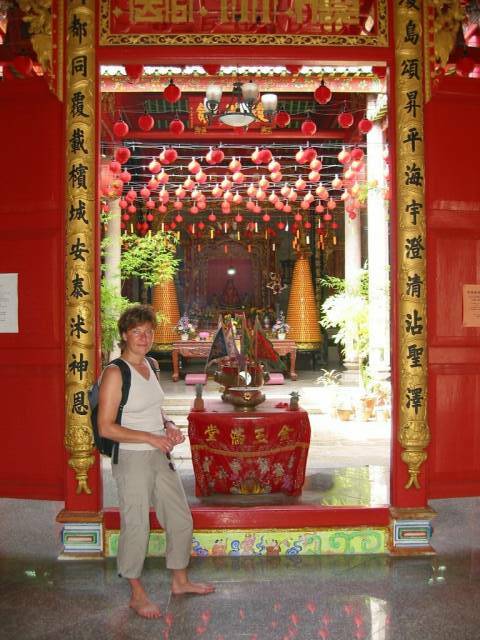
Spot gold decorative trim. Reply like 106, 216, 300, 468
99, 0, 388, 47
295, 342, 322, 351
64, 0, 97, 494
394, 1, 429, 489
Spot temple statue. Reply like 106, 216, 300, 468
220, 277, 241, 308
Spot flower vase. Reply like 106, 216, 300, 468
277, 332, 286, 340
180, 333, 189, 341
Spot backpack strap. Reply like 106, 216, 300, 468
146, 356, 160, 380
108, 358, 132, 464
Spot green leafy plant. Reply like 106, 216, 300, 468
119, 233, 179, 287
100, 280, 131, 359
100, 230, 179, 362
316, 368, 342, 387
320, 268, 369, 368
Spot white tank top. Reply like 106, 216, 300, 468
119, 359, 165, 451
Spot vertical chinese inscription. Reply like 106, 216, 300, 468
65, 0, 96, 494
395, 0, 429, 489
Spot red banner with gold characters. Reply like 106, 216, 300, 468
188, 400, 310, 496
100, 0, 388, 46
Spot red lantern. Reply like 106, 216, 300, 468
314, 80, 332, 105
338, 112, 354, 129
203, 64, 221, 75
301, 119, 317, 136
163, 79, 181, 103
274, 111, 291, 128
138, 113, 154, 131
12, 56, 33, 77
286, 64, 302, 74
109, 160, 121, 174
124, 64, 144, 81
303, 147, 317, 163
113, 120, 129, 138
350, 147, 365, 162
258, 148, 273, 164
115, 146, 131, 164
211, 147, 225, 164
169, 118, 185, 135
120, 170, 131, 183
163, 147, 178, 164
358, 118, 373, 134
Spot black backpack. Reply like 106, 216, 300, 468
88, 357, 159, 464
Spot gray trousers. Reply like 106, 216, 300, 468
112, 448, 193, 578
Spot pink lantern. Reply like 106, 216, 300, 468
338, 147, 351, 164
295, 177, 307, 191
229, 157, 242, 172
148, 159, 161, 174
332, 175, 343, 190
268, 159, 281, 173
188, 157, 201, 174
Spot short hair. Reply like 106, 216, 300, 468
117, 304, 157, 350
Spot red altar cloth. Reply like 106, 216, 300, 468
188, 400, 310, 496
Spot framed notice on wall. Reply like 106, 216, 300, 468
462, 284, 480, 327
0, 273, 18, 333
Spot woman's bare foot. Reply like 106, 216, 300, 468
171, 580, 215, 595
129, 595, 162, 619
128, 577, 162, 619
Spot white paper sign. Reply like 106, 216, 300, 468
0, 273, 18, 333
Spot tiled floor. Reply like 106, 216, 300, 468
1, 496, 480, 639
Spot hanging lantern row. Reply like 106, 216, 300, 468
102, 143, 378, 217
113, 68, 373, 138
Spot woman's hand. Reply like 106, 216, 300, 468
165, 424, 185, 445
148, 433, 175, 453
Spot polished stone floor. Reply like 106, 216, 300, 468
1, 496, 480, 639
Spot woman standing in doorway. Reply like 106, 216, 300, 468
98, 304, 214, 619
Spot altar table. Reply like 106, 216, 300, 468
187, 400, 310, 496
172, 338, 297, 381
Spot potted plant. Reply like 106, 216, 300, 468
320, 268, 369, 377
176, 313, 194, 341
316, 368, 342, 416
272, 311, 290, 340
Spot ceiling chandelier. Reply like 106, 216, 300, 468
204, 80, 278, 128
